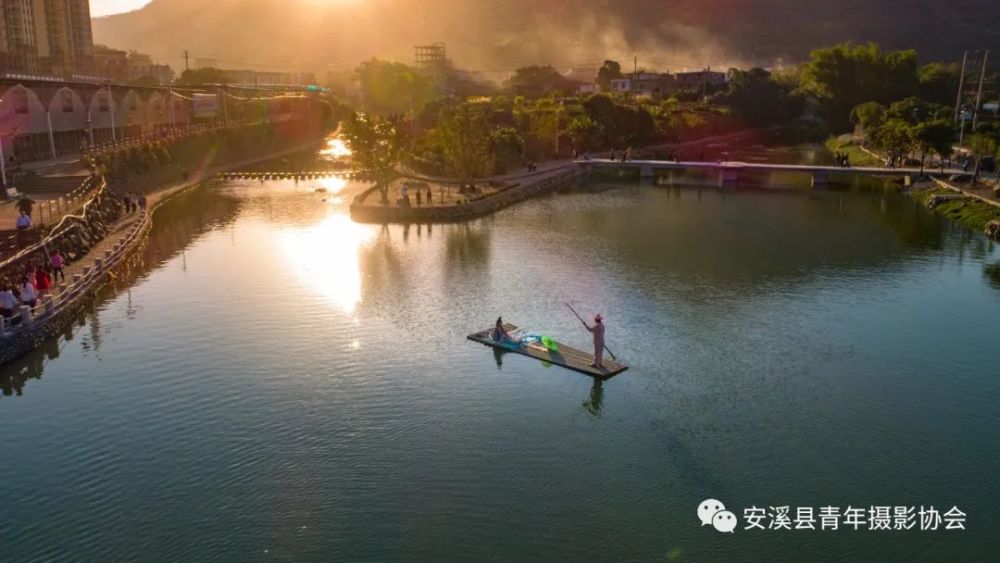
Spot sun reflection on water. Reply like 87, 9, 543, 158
280, 212, 375, 313
317, 176, 348, 194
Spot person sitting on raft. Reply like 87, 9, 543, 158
492, 317, 513, 342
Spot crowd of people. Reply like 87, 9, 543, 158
398, 183, 434, 207
121, 192, 148, 215
0, 250, 67, 325
609, 147, 634, 162
2, 185, 142, 321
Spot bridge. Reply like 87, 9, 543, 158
576, 158, 964, 188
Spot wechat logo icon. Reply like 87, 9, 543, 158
699, 499, 738, 533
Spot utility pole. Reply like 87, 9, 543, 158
633, 55, 638, 97
0, 134, 6, 189
184, 50, 190, 72
972, 50, 990, 131
108, 83, 117, 143
167, 89, 175, 128
703, 66, 709, 101
954, 51, 968, 123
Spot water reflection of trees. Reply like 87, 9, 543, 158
0, 186, 242, 399
444, 222, 491, 276
143, 185, 243, 270
986, 262, 1000, 290
0, 323, 69, 398
559, 182, 997, 299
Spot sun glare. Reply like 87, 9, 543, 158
320, 138, 352, 159
280, 213, 375, 313
317, 176, 348, 194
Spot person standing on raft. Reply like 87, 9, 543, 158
581, 314, 605, 368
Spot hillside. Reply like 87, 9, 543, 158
92, 0, 1000, 74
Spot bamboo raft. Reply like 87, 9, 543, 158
467, 323, 628, 379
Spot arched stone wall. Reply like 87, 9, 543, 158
47, 87, 88, 131
0, 85, 48, 136
145, 91, 167, 131
0, 85, 51, 160
120, 90, 145, 137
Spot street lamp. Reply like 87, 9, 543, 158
107, 82, 117, 143
0, 126, 22, 191
0, 131, 7, 190
86, 111, 94, 149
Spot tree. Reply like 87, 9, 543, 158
567, 114, 599, 151
596, 60, 624, 91
526, 98, 565, 158
433, 105, 493, 179
342, 112, 409, 203
871, 118, 913, 166
918, 62, 962, 106
715, 67, 804, 126
355, 59, 437, 116
797, 42, 919, 131
488, 127, 525, 173
504, 66, 575, 98
911, 120, 956, 174
176, 67, 230, 86
885, 96, 949, 124
850, 102, 887, 140
966, 134, 999, 184
581, 94, 655, 148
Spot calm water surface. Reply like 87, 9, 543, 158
2, 158, 999, 562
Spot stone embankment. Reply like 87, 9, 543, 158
0, 179, 149, 364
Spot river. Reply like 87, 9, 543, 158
1, 144, 998, 562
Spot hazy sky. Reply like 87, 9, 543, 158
90, 0, 152, 18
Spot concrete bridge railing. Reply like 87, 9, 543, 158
580, 158, 963, 189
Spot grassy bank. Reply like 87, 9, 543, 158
825, 136, 881, 167
905, 185, 1000, 234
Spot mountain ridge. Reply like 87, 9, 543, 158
92, 0, 1000, 74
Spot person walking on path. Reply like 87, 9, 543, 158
51, 251, 65, 282
15, 211, 32, 231
20, 275, 37, 310
35, 268, 52, 297
0, 281, 17, 321
581, 314, 606, 368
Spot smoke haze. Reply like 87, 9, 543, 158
92, 0, 1000, 75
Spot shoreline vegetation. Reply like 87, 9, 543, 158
905, 181, 1000, 236
336, 41, 998, 234
347, 124, 804, 222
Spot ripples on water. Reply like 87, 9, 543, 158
1, 173, 998, 562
